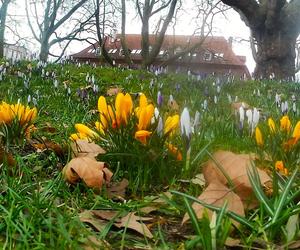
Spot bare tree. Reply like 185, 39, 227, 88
221, 0, 300, 79
94, 0, 116, 66
161, 0, 229, 66
135, 0, 178, 69
25, 0, 90, 61
0, 0, 11, 58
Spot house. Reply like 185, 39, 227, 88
71, 34, 250, 79
3, 44, 30, 61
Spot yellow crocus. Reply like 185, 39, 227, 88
255, 127, 263, 146
134, 130, 152, 145
275, 161, 288, 176
139, 93, 148, 108
164, 115, 179, 135
292, 121, 300, 139
98, 96, 109, 128
166, 143, 182, 161
115, 93, 133, 126
137, 104, 154, 130
280, 115, 291, 132
75, 123, 99, 139
268, 118, 276, 133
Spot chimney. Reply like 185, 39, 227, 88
228, 36, 233, 49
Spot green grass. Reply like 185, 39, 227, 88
0, 60, 300, 249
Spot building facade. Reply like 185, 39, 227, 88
3, 44, 29, 61
71, 34, 250, 79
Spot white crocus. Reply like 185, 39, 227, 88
293, 102, 296, 114
246, 109, 253, 126
214, 95, 217, 104
239, 106, 245, 123
203, 99, 208, 110
252, 108, 260, 132
157, 117, 163, 137
192, 111, 200, 134
180, 107, 192, 139
227, 94, 232, 103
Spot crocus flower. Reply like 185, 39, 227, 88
164, 114, 179, 135
280, 115, 291, 132
252, 108, 260, 132
75, 123, 99, 139
137, 104, 154, 130
134, 130, 152, 145
246, 109, 252, 127
157, 117, 163, 136
292, 121, 300, 139
180, 107, 192, 140
275, 161, 288, 176
157, 91, 163, 106
255, 127, 263, 146
166, 143, 182, 161
268, 118, 276, 133
115, 93, 133, 126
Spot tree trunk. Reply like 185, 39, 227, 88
253, 29, 297, 80
39, 40, 49, 61
0, 0, 10, 58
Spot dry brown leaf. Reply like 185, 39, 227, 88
0, 146, 16, 167
71, 139, 106, 158
115, 212, 153, 239
107, 87, 121, 96
106, 178, 129, 199
182, 181, 244, 226
79, 210, 107, 232
203, 150, 271, 209
80, 210, 153, 238
231, 102, 250, 111
92, 210, 119, 220
30, 139, 64, 157
168, 99, 179, 111
63, 157, 112, 189
41, 122, 57, 133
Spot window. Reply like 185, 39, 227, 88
214, 53, 224, 58
131, 49, 137, 54
136, 49, 142, 54
203, 52, 212, 61
159, 50, 165, 55
108, 49, 114, 53
192, 53, 197, 57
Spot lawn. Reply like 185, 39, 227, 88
0, 60, 300, 249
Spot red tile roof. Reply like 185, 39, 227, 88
72, 34, 247, 66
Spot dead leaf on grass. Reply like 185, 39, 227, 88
79, 210, 153, 238
115, 212, 153, 239
106, 178, 128, 199
79, 210, 107, 232
82, 236, 111, 250
231, 102, 250, 111
107, 87, 121, 96
30, 139, 64, 157
203, 150, 271, 209
182, 181, 244, 226
71, 139, 106, 158
63, 157, 112, 189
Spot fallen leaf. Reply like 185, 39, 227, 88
71, 139, 106, 158
203, 150, 271, 209
92, 210, 119, 221
182, 181, 244, 226
168, 99, 179, 111
115, 212, 153, 238
225, 237, 241, 247
191, 174, 206, 186
106, 179, 128, 199
139, 206, 159, 214
231, 102, 250, 111
40, 122, 57, 133
30, 139, 64, 157
107, 87, 121, 96
0, 146, 16, 167
80, 210, 153, 238
79, 210, 107, 232
63, 157, 112, 189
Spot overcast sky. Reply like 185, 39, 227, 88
6, 1, 255, 73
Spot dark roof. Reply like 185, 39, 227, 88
71, 34, 247, 67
